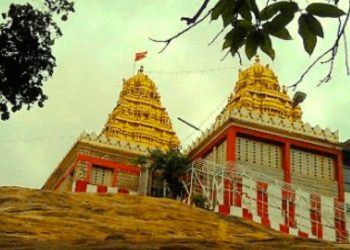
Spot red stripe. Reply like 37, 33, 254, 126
53, 159, 78, 190
334, 199, 347, 242
242, 208, 252, 220
310, 194, 323, 239
75, 180, 87, 192
298, 231, 309, 238
97, 185, 108, 193
118, 188, 129, 194
77, 154, 140, 175
234, 177, 242, 207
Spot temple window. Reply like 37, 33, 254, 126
291, 148, 335, 181
90, 165, 113, 186
236, 136, 282, 171
75, 161, 89, 180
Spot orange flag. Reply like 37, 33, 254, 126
134, 51, 148, 61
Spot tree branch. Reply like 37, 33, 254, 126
289, 1, 350, 89
180, 0, 210, 25
317, 17, 342, 86
150, 7, 213, 53
344, 30, 350, 75
208, 27, 226, 46
221, 50, 242, 65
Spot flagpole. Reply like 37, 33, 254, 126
133, 51, 147, 75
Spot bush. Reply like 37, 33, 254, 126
191, 194, 208, 209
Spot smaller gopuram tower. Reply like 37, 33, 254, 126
224, 55, 302, 121
42, 66, 179, 194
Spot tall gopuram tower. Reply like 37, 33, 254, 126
43, 66, 179, 194
185, 56, 346, 242
101, 66, 179, 150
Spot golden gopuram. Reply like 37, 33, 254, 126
224, 56, 302, 121
42, 66, 179, 194
101, 66, 179, 150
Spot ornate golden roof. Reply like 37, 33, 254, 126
101, 66, 180, 151
224, 56, 302, 121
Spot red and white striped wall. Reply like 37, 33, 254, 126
216, 175, 347, 242
184, 160, 348, 243
72, 180, 137, 195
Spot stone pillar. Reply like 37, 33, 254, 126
138, 162, 151, 196
282, 143, 291, 183
219, 127, 236, 215
336, 152, 345, 202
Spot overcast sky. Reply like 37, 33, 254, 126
0, 0, 350, 188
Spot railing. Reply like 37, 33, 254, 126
182, 159, 348, 243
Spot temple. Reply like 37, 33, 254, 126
43, 57, 348, 243
42, 66, 179, 194
183, 56, 346, 242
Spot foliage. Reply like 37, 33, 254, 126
151, 0, 350, 87
213, 1, 345, 59
132, 155, 148, 166
191, 194, 208, 209
0, 0, 74, 120
139, 149, 190, 199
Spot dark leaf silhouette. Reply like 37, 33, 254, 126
0, 0, 74, 120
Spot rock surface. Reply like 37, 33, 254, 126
0, 187, 348, 249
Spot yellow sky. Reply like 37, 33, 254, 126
0, 0, 350, 188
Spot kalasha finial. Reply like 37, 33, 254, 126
255, 55, 260, 64
139, 65, 144, 73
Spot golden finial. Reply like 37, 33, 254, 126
282, 85, 287, 94
255, 55, 260, 64
139, 65, 144, 73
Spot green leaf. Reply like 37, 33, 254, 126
264, 25, 292, 40
306, 3, 345, 18
245, 31, 259, 59
211, 0, 230, 20
298, 15, 317, 55
248, 0, 260, 19
232, 19, 253, 31
259, 32, 275, 60
222, 12, 234, 27
222, 38, 231, 50
268, 12, 295, 31
238, 1, 252, 21
224, 28, 248, 54
301, 14, 323, 38
260, 1, 299, 20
